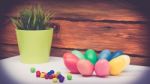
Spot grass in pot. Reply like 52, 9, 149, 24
11, 6, 54, 64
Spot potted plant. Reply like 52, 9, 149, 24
11, 6, 54, 64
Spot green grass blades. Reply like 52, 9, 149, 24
11, 5, 54, 30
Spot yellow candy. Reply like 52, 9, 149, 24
109, 55, 130, 76
40, 72, 46, 78
52, 78, 58, 83
56, 71, 61, 75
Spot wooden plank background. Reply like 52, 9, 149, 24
0, 0, 150, 66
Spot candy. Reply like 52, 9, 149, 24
77, 60, 94, 76
57, 74, 65, 83
33, 69, 67, 83
98, 49, 111, 61
36, 71, 41, 77
110, 50, 123, 60
45, 74, 49, 79
63, 53, 79, 74
40, 72, 46, 78
52, 74, 58, 78
57, 74, 63, 79
49, 75, 53, 79
109, 55, 130, 75
71, 50, 85, 59
67, 73, 72, 80
52, 78, 58, 83
59, 76, 65, 83
30, 67, 36, 73
95, 59, 109, 77
56, 71, 61, 75
84, 49, 98, 65
47, 70, 55, 77
50, 70, 55, 73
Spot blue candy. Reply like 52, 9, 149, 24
47, 70, 55, 75
98, 49, 111, 61
59, 76, 65, 83
57, 74, 63, 79
110, 50, 123, 60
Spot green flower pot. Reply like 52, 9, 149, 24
16, 28, 53, 64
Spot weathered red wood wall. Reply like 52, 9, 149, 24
0, 0, 150, 66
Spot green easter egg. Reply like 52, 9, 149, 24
72, 50, 85, 59
84, 49, 98, 65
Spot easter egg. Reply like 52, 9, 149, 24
84, 49, 98, 65
63, 53, 78, 59
121, 55, 130, 66
77, 60, 94, 76
110, 50, 123, 60
72, 50, 85, 59
98, 49, 111, 61
109, 55, 130, 76
63, 53, 79, 74
95, 59, 110, 77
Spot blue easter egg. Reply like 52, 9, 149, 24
98, 49, 111, 61
111, 50, 123, 60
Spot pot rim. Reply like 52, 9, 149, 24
16, 28, 53, 31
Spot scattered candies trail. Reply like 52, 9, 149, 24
32, 69, 67, 83
63, 49, 131, 77
67, 73, 72, 80
30, 67, 36, 73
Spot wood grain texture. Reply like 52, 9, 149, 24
0, 20, 150, 57
0, 0, 146, 22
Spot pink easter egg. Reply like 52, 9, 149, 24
63, 53, 79, 74
95, 59, 110, 77
77, 60, 94, 76
63, 53, 78, 59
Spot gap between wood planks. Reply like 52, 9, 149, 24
53, 17, 147, 24
0, 15, 148, 25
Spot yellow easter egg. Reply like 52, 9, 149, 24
109, 55, 130, 76
121, 55, 130, 66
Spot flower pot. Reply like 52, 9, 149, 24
16, 28, 53, 64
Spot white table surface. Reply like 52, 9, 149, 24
0, 56, 150, 84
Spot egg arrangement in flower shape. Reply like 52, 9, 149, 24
63, 49, 130, 77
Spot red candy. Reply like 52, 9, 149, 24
52, 74, 57, 78
36, 71, 41, 77
34, 69, 66, 83
45, 74, 49, 79
49, 75, 54, 79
